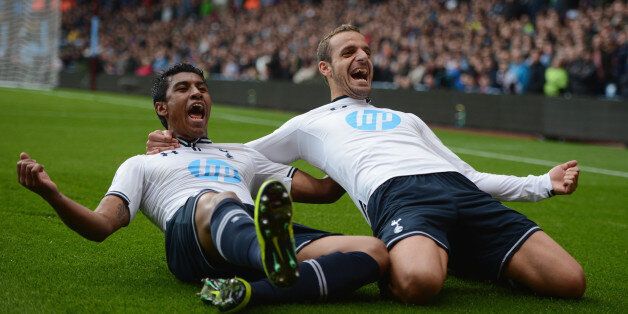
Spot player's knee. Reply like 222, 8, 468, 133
531, 258, 586, 299
211, 191, 240, 206
556, 263, 586, 299
391, 269, 444, 304
196, 191, 241, 226
198, 191, 239, 211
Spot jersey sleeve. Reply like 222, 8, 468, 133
408, 113, 553, 202
248, 148, 297, 196
246, 115, 302, 164
105, 156, 145, 221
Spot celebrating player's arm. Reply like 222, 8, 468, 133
17, 152, 129, 242
288, 171, 345, 204
146, 129, 346, 204
408, 113, 580, 201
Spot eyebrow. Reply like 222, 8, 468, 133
339, 45, 371, 55
172, 80, 207, 88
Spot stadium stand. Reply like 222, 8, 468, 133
60, 0, 626, 98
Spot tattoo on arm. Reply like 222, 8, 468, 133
116, 202, 130, 227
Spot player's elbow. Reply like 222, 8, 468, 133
317, 190, 345, 203
82, 228, 113, 243
77, 221, 118, 243
89, 233, 109, 243
319, 179, 345, 203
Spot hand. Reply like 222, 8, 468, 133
17, 152, 59, 198
146, 129, 179, 154
548, 160, 579, 195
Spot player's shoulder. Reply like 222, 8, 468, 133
367, 102, 404, 113
112, 154, 150, 172
369, 104, 416, 119
122, 154, 148, 163
295, 100, 346, 119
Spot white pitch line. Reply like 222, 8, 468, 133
18, 89, 628, 179
451, 147, 628, 179
215, 113, 284, 127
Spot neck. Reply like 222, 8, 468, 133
329, 86, 368, 101
331, 95, 349, 102
171, 131, 207, 142
329, 89, 344, 101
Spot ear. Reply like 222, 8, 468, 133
318, 60, 332, 78
155, 101, 168, 119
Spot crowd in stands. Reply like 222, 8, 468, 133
60, 0, 627, 98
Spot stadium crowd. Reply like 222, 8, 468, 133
60, 0, 627, 98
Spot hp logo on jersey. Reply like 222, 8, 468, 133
345, 109, 401, 131
188, 159, 241, 183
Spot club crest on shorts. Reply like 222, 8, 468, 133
346, 109, 401, 131
391, 218, 403, 234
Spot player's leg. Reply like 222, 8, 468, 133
195, 181, 298, 286
201, 250, 382, 311
194, 190, 262, 270
388, 236, 448, 304
165, 189, 231, 283
296, 235, 389, 275
503, 231, 585, 298
200, 234, 385, 311
448, 171, 585, 298
246, 227, 385, 302
366, 174, 456, 304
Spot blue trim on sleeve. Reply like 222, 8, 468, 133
106, 191, 130, 205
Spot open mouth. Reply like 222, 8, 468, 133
350, 68, 369, 82
187, 103, 205, 120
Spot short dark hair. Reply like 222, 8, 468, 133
316, 24, 361, 63
151, 63, 206, 128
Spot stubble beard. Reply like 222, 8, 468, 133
330, 68, 370, 100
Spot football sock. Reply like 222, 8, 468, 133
248, 251, 380, 304
209, 198, 263, 271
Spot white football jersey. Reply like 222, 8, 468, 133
106, 138, 295, 231
247, 97, 552, 226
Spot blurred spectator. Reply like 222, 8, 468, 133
293, 59, 318, 84
60, 0, 627, 98
567, 49, 596, 96
544, 57, 568, 96
527, 50, 546, 94
135, 57, 153, 77
508, 50, 531, 94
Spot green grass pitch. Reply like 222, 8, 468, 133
0, 87, 626, 313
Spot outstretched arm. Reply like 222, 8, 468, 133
290, 170, 345, 204
17, 153, 129, 242
146, 130, 179, 154
461, 160, 580, 201
409, 113, 575, 201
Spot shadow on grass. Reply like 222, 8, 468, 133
229, 278, 605, 313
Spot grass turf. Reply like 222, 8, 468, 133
0, 87, 626, 313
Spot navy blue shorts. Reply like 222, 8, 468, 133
165, 190, 332, 283
367, 172, 540, 281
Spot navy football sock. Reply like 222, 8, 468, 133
209, 198, 262, 270
248, 251, 380, 304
